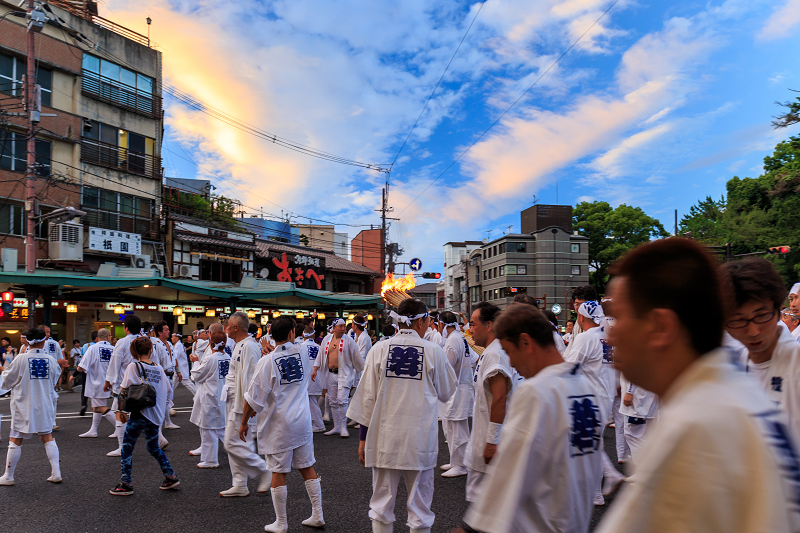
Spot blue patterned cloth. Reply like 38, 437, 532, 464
120, 417, 174, 484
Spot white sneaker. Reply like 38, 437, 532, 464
323, 428, 339, 436
196, 462, 219, 469
0, 476, 14, 486
79, 430, 98, 438
159, 437, 169, 449
108, 432, 118, 438
602, 475, 626, 497
220, 486, 250, 497
47, 474, 62, 483
258, 472, 272, 493
441, 465, 467, 478
106, 448, 122, 457
439, 463, 453, 471
340, 426, 350, 438
169, 408, 177, 416
189, 447, 202, 456
164, 423, 180, 430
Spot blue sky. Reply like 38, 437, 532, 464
107, 0, 800, 272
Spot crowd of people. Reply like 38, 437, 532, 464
1, 237, 800, 533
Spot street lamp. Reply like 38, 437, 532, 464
296, 312, 305, 319
272, 311, 281, 318
205, 309, 215, 317
113, 303, 125, 315
317, 313, 326, 320
247, 309, 256, 319
66, 301, 78, 313
173, 305, 184, 316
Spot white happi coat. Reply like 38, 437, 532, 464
173, 341, 191, 378
734, 324, 800, 438
465, 362, 605, 533
355, 330, 373, 362
225, 336, 236, 358
190, 348, 230, 429
152, 338, 175, 373
424, 328, 444, 347
564, 326, 611, 419
303, 338, 323, 396
552, 331, 567, 356
193, 339, 209, 363
464, 339, 515, 474
314, 333, 364, 389
619, 374, 659, 420
442, 330, 474, 421
347, 329, 456, 470
225, 336, 260, 426
0, 348, 60, 433
597, 349, 800, 533
43, 338, 62, 362
245, 342, 313, 455
78, 340, 114, 399
105, 333, 138, 394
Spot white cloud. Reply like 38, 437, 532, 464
758, 0, 800, 40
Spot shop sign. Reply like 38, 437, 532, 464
266, 252, 326, 290
88, 227, 142, 255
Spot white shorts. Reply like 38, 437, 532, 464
111, 396, 119, 412
90, 397, 110, 409
266, 439, 315, 473
10, 429, 52, 439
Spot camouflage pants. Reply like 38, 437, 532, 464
120, 417, 173, 484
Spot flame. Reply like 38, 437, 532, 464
381, 272, 416, 298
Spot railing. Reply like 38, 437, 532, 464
81, 138, 161, 179
91, 15, 151, 47
49, 2, 151, 47
82, 70, 162, 118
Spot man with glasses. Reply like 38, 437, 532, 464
721, 259, 800, 437
790, 283, 800, 320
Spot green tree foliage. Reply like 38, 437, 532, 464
679, 135, 800, 285
573, 201, 670, 293
773, 91, 800, 129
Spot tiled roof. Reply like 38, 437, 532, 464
256, 240, 381, 276
174, 232, 257, 251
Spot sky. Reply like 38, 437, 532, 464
104, 0, 800, 274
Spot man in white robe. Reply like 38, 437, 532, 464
220, 312, 268, 497
464, 302, 514, 503
439, 311, 474, 478
619, 374, 659, 460
241, 316, 324, 532
790, 282, 800, 326
190, 323, 230, 468
311, 318, 363, 438
153, 321, 180, 434
720, 259, 800, 438
456, 304, 603, 533
40, 325, 64, 430
348, 298, 456, 533
76, 329, 116, 438
0, 328, 62, 485
302, 327, 325, 433
596, 238, 800, 533
172, 333, 196, 396
103, 315, 141, 457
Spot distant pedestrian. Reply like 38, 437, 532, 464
109, 335, 179, 496
76, 329, 116, 438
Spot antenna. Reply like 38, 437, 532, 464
532, 195, 538, 206
506, 225, 513, 235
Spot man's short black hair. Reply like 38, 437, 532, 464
124, 315, 142, 335
26, 328, 45, 342
512, 294, 538, 307
572, 285, 598, 302
720, 258, 788, 313
196, 321, 205, 330
248, 323, 259, 336
271, 316, 296, 343
473, 301, 501, 325
295, 323, 305, 339
154, 320, 169, 336
495, 304, 556, 349
397, 298, 428, 327
1, 337, 10, 344
381, 324, 396, 337
91, 330, 98, 341
543, 310, 558, 330
142, 321, 152, 334
439, 311, 457, 325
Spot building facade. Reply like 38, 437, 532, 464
350, 227, 383, 273
442, 241, 483, 314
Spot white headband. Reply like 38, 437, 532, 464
303, 332, 315, 338
248, 332, 256, 338
389, 310, 429, 325
353, 318, 367, 327
578, 301, 604, 324
172, 333, 182, 338
213, 340, 226, 350
328, 318, 345, 331
27, 332, 47, 344
791, 283, 800, 296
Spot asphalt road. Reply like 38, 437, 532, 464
0, 386, 624, 532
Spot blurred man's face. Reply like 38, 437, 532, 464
1, 339, 8, 347
790, 292, 799, 317
606, 278, 651, 387
572, 298, 586, 312
44, 326, 51, 337
566, 322, 574, 334
333, 324, 346, 337
726, 300, 779, 355
469, 309, 492, 347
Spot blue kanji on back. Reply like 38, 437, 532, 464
99, 348, 112, 362
29, 358, 50, 379
386, 346, 424, 380
224, 345, 233, 356
218, 360, 230, 379
569, 395, 601, 456
600, 340, 614, 364
276, 354, 304, 384
307, 345, 319, 360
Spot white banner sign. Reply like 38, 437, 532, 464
88, 227, 142, 255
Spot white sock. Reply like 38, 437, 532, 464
102, 411, 116, 428
3, 443, 21, 479
117, 422, 127, 449
89, 412, 102, 432
45, 440, 61, 478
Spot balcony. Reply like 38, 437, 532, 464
81, 138, 161, 179
81, 70, 162, 118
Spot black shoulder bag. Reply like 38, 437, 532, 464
119, 362, 157, 412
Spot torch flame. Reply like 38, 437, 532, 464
381, 272, 416, 299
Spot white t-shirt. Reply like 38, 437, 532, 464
355, 329, 373, 362
464, 362, 605, 533
190, 349, 230, 429
303, 339, 323, 396
121, 360, 172, 426
173, 341, 190, 377
442, 330, 474, 421
70, 347, 81, 364
225, 336, 236, 358
465, 339, 515, 473
619, 374, 659, 419
564, 326, 610, 418
245, 342, 313, 455
43, 338, 62, 361
0, 348, 61, 433
225, 336, 261, 422
596, 349, 800, 533
152, 338, 175, 373
193, 338, 209, 363
105, 334, 138, 394
78, 340, 113, 399
347, 329, 456, 471
552, 331, 566, 356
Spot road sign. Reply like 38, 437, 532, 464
409, 258, 422, 271
551, 304, 562, 314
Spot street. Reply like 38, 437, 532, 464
0, 386, 620, 532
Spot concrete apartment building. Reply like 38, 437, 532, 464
350, 227, 383, 273
441, 241, 483, 314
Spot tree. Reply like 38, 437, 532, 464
678, 195, 725, 243
773, 90, 800, 129
573, 201, 670, 293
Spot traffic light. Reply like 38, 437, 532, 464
1, 291, 12, 315
767, 246, 791, 254
421, 272, 441, 279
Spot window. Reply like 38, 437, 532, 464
571, 266, 581, 276
517, 265, 527, 275
571, 243, 580, 253
493, 267, 497, 278
482, 249, 486, 260
0, 204, 24, 235
493, 245, 497, 256
81, 121, 157, 177
499, 265, 504, 276
493, 288, 499, 300
505, 242, 527, 253
470, 286, 481, 303
502, 287, 527, 298
82, 186, 155, 235
0, 53, 52, 107
82, 54, 155, 114
0, 132, 51, 176
200, 260, 242, 283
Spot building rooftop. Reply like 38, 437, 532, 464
444, 241, 484, 247
409, 282, 439, 294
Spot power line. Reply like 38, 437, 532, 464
397, 0, 621, 216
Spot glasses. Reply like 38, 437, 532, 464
726, 310, 777, 329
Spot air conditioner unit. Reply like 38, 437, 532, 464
48, 223, 83, 261
177, 264, 192, 278
131, 254, 150, 269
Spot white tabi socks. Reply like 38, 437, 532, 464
265, 485, 288, 533
80, 413, 102, 437
107, 421, 126, 456
302, 477, 325, 527
0, 443, 21, 484
371, 520, 393, 533
45, 440, 61, 482
324, 405, 340, 436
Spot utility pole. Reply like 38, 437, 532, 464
25, 0, 39, 275
375, 185, 398, 275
